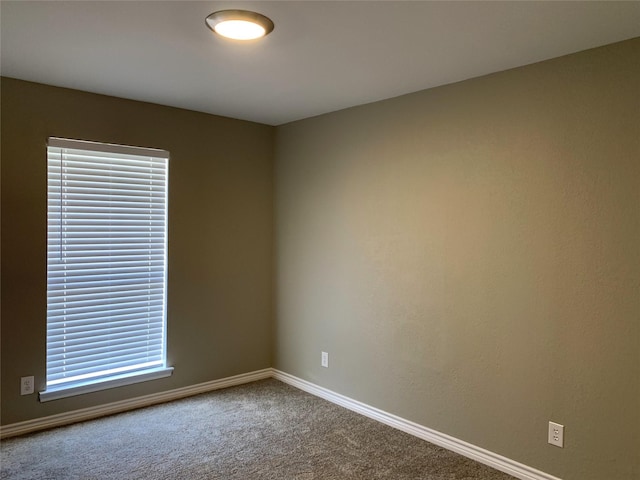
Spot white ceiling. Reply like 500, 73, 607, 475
2, 1, 639, 126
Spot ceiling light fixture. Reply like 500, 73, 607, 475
205, 10, 274, 41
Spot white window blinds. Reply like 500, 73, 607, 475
43, 137, 172, 401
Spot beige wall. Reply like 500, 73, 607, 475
275, 38, 639, 480
1, 78, 275, 424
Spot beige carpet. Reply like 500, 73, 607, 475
1, 379, 516, 479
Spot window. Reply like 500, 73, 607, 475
41, 137, 172, 402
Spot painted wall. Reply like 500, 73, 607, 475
1, 78, 275, 424
274, 39, 639, 480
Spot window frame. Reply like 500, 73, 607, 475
40, 137, 173, 402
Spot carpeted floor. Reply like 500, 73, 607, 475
1, 379, 516, 479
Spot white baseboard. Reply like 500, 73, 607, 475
1, 367, 561, 480
0, 368, 272, 439
272, 369, 561, 480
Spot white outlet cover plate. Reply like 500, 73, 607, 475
548, 421, 564, 447
21, 376, 35, 395
321, 352, 329, 368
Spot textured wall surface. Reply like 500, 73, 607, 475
1, 78, 275, 424
275, 39, 639, 480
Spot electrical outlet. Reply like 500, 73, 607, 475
548, 421, 564, 448
21, 376, 35, 395
321, 351, 329, 368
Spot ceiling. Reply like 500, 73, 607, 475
2, 1, 639, 126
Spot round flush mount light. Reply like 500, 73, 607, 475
205, 10, 274, 41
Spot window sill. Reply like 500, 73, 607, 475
39, 367, 174, 402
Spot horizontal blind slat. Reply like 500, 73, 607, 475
47, 306, 164, 324
47, 272, 165, 286
48, 284, 164, 298
47, 360, 164, 385
47, 356, 163, 381
47, 291, 165, 303
48, 334, 164, 359
48, 311, 164, 330
48, 324, 164, 344
48, 341, 164, 363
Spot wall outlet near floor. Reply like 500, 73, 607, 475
21, 376, 35, 395
548, 421, 564, 447
321, 351, 329, 368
